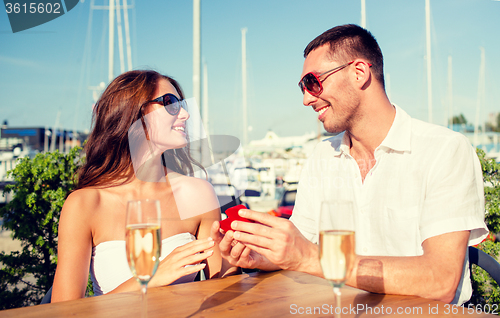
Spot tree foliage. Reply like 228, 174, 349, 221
470, 149, 500, 308
452, 113, 468, 125
0, 148, 81, 309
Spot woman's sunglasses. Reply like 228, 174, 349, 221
298, 61, 371, 96
144, 93, 187, 116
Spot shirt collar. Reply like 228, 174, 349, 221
379, 104, 412, 153
339, 132, 350, 155
336, 104, 412, 155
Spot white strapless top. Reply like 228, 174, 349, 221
90, 232, 198, 295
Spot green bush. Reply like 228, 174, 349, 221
470, 149, 500, 308
0, 148, 81, 309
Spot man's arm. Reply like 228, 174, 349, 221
224, 209, 470, 303
347, 230, 470, 303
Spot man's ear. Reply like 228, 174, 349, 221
353, 60, 372, 89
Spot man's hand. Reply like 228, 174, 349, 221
211, 219, 272, 270
213, 209, 322, 275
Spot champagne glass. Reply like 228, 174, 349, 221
126, 199, 162, 318
319, 201, 356, 318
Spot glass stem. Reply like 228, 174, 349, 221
333, 286, 341, 318
141, 283, 148, 318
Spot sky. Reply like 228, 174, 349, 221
0, 0, 499, 143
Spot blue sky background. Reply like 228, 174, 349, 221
0, 0, 499, 142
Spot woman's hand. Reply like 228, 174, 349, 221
148, 237, 215, 287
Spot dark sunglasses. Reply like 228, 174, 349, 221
299, 61, 371, 96
144, 93, 187, 116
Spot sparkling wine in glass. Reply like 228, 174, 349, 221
319, 201, 356, 318
126, 199, 162, 318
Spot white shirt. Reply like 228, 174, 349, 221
290, 105, 488, 305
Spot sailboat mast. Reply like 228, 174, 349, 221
474, 47, 485, 147
193, 0, 201, 111
447, 56, 453, 128
203, 61, 209, 135
192, 0, 205, 176
115, 0, 125, 73
242, 27, 248, 147
108, 0, 115, 82
361, 0, 366, 28
425, 0, 433, 123
50, 111, 61, 152
122, 0, 132, 71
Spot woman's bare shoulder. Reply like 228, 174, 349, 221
62, 188, 104, 217
66, 188, 102, 203
169, 174, 220, 219
170, 174, 216, 198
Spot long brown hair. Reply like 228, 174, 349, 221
77, 70, 203, 189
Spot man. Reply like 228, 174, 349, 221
211, 24, 488, 305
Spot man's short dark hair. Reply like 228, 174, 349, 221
304, 24, 384, 86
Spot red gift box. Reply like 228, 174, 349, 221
219, 204, 254, 232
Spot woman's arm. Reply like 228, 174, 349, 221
51, 191, 94, 302
191, 179, 239, 278
174, 177, 239, 278
198, 208, 240, 278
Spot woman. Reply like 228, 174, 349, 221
52, 70, 235, 302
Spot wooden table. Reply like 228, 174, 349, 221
0, 271, 496, 317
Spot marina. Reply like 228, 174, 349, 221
1, 0, 500, 310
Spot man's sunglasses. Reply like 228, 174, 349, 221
298, 61, 371, 96
144, 93, 187, 116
